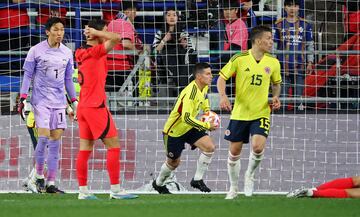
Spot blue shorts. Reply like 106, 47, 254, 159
224, 118, 270, 143
163, 128, 208, 160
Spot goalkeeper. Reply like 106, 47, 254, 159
18, 17, 78, 194
152, 62, 218, 194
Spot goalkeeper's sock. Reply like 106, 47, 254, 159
156, 162, 174, 186
46, 140, 60, 183
106, 148, 120, 185
316, 177, 354, 190
35, 136, 48, 176
193, 152, 213, 181
313, 189, 349, 198
227, 151, 241, 191
76, 150, 92, 186
246, 150, 264, 175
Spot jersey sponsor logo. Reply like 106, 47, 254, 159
168, 152, 174, 158
264, 67, 271, 74
225, 129, 231, 136
245, 68, 250, 72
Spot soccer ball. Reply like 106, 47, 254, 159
201, 111, 221, 127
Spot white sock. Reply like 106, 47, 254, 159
28, 167, 36, 180
246, 150, 264, 176
227, 151, 241, 192
110, 184, 121, 193
307, 188, 316, 197
193, 152, 213, 181
156, 162, 174, 186
79, 186, 89, 194
47, 181, 55, 186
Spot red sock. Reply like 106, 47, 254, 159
76, 150, 92, 186
317, 177, 354, 190
313, 189, 349, 198
107, 148, 120, 185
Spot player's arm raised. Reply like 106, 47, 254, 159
84, 26, 120, 53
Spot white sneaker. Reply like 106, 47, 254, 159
22, 178, 30, 192
110, 190, 138, 200
244, 172, 255, 197
225, 189, 238, 200
78, 192, 98, 200
286, 187, 308, 198
27, 179, 39, 193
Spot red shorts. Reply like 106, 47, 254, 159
77, 106, 118, 140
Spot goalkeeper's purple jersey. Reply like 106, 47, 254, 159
21, 40, 74, 108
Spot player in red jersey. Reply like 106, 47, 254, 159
74, 19, 138, 200
287, 176, 360, 198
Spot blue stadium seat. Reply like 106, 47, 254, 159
0, 76, 21, 92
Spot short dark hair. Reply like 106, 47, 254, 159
284, 0, 300, 6
45, 17, 65, 31
249, 25, 272, 44
87, 19, 106, 31
120, 0, 137, 11
193, 62, 211, 78
220, 0, 239, 9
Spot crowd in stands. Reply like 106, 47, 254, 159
0, 0, 359, 110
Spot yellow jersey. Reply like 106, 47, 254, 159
163, 80, 211, 137
219, 49, 282, 120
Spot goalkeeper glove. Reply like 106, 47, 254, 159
17, 97, 26, 121
71, 99, 78, 121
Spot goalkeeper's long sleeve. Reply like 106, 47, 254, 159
20, 60, 36, 98
64, 61, 77, 101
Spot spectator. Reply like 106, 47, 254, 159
209, 0, 251, 69
273, 0, 314, 110
89, 0, 122, 24
35, 0, 67, 26
222, 0, 248, 58
107, 0, 142, 93
152, 7, 196, 97
0, 0, 30, 76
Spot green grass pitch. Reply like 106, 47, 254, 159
0, 194, 359, 217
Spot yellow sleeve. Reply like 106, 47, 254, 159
271, 60, 282, 84
219, 57, 238, 80
181, 93, 210, 131
202, 87, 210, 112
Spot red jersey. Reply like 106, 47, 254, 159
75, 44, 108, 108
0, 8, 29, 28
